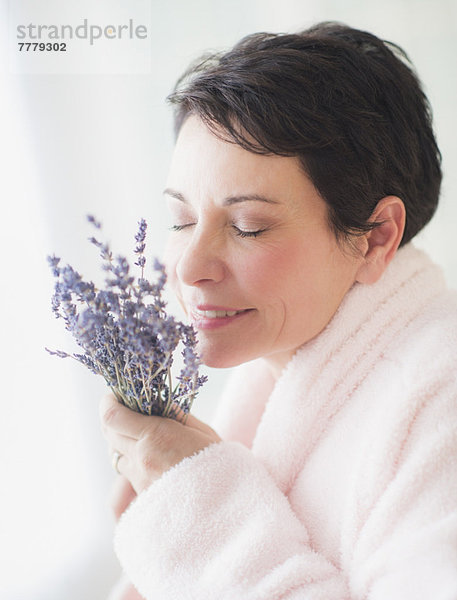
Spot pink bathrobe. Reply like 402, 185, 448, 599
114, 244, 457, 599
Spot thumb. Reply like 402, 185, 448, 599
183, 412, 221, 438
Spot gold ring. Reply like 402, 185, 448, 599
112, 451, 122, 475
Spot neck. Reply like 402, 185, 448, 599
262, 350, 295, 381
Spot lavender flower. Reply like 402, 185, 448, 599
46, 216, 206, 422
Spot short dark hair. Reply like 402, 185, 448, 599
167, 22, 442, 246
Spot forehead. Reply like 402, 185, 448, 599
167, 116, 316, 203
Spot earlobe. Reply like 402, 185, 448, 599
355, 196, 406, 285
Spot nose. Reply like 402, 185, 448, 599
175, 226, 226, 287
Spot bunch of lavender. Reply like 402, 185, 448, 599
46, 216, 206, 422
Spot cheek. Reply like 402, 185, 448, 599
240, 238, 347, 320
235, 242, 303, 300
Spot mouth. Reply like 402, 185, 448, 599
189, 305, 254, 329
194, 308, 246, 318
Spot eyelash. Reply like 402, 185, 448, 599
169, 224, 267, 238
169, 224, 192, 232
232, 225, 267, 238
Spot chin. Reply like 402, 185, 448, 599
201, 353, 245, 370
198, 342, 256, 370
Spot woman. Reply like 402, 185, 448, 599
101, 23, 457, 599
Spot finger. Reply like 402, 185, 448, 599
111, 450, 131, 478
111, 476, 137, 520
100, 393, 172, 439
182, 412, 214, 434
182, 413, 222, 443
104, 429, 136, 457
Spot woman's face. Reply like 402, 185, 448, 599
164, 116, 365, 375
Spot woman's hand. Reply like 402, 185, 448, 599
111, 475, 137, 520
100, 393, 222, 494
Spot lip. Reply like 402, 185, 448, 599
196, 304, 246, 312
189, 305, 254, 330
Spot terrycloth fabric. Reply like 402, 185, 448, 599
114, 244, 457, 600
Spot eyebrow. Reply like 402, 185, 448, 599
163, 188, 279, 206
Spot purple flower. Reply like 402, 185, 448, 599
87, 214, 101, 229
134, 219, 148, 276
46, 217, 206, 421
135, 219, 147, 244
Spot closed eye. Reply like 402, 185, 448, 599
169, 223, 269, 237
232, 225, 268, 238
169, 223, 195, 232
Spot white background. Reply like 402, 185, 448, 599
1, 0, 456, 598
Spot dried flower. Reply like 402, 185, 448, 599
46, 216, 206, 422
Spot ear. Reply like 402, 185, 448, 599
355, 196, 406, 285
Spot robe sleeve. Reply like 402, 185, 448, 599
114, 440, 350, 600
